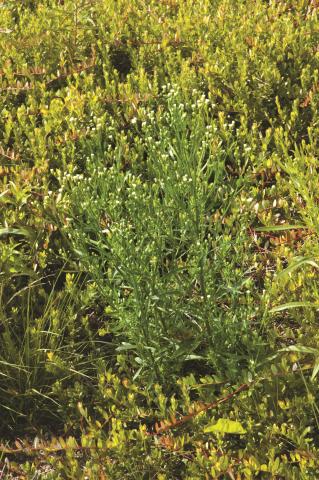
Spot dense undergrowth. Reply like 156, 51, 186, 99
1, 0, 319, 478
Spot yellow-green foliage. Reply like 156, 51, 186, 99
1, 0, 319, 478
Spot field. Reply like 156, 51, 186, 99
1, 0, 319, 478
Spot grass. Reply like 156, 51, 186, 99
0, 272, 108, 436
1, 0, 319, 477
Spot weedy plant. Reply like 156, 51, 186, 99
60, 86, 260, 384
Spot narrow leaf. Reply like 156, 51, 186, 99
281, 345, 319, 355
276, 257, 319, 280
270, 302, 319, 313
255, 224, 307, 232
0, 226, 36, 240
311, 358, 319, 381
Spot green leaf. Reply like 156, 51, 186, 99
270, 302, 319, 313
0, 227, 35, 239
281, 346, 319, 380
116, 342, 136, 352
311, 358, 319, 381
276, 257, 319, 280
185, 354, 205, 361
282, 345, 319, 355
204, 418, 247, 435
255, 224, 307, 232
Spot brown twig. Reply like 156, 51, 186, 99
300, 81, 319, 108
0, 57, 96, 93
149, 382, 250, 435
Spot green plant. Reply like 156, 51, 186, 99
0, 273, 108, 435
60, 87, 260, 384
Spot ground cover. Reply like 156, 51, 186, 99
1, 0, 319, 478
